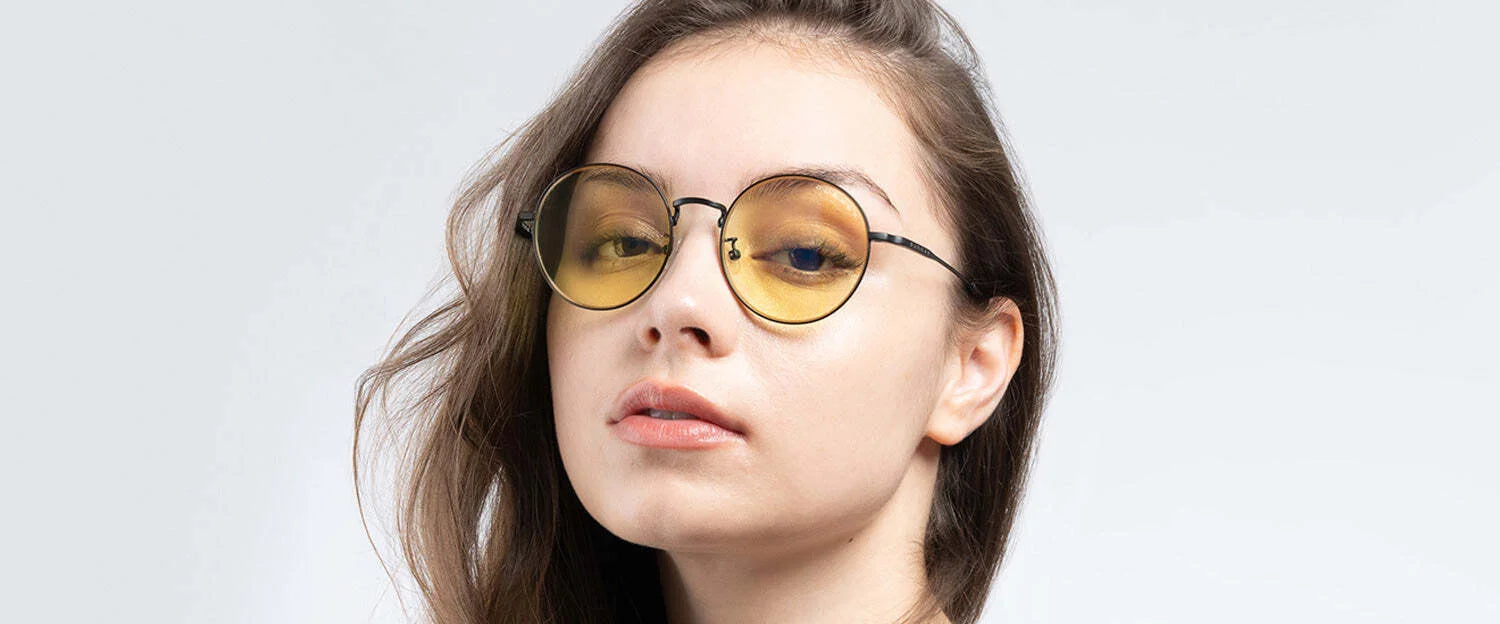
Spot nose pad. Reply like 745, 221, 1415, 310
658, 199, 731, 295
660, 195, 735, 290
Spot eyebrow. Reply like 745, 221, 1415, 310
578, 166, 656, 192
630, 163, 901, 220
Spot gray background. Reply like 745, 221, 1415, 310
2, 0, 1496, 622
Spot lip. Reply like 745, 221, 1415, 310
609, 379, 746, 448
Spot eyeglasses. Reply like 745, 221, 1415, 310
514, 163, 981, 324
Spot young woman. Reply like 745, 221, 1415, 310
355, 1, 1057, 622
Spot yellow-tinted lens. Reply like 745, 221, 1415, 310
534, 165, 671, 309
721, 176, 870, 323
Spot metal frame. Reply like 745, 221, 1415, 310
515, 162, 983, 324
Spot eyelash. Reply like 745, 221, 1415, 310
581, 226, 666, 263
781, 241, 857, 269
755, 239, 861, 285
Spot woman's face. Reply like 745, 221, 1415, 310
548, 38, 972, 556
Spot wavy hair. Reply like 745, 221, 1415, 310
354, 1, 1057, 622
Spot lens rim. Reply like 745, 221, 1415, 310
718, 173, 873, 325
530, 162, 674, 311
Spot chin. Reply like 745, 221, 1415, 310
585, 477, 763, 550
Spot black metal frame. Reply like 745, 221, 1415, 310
515, 162, 983, 324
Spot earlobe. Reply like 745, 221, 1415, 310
925, 298, 1025, 446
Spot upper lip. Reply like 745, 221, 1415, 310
611, 378, 746, 435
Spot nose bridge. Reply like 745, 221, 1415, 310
637, 194, 740, 357
670, 196, 728, 229
662, 196, 727, 277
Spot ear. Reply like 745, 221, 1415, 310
925, 297, 1025, 446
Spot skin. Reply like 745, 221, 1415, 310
547, 34, 1024, 624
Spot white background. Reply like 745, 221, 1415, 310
2, 1, 1495, 622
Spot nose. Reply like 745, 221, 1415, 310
635, 200, 740, 358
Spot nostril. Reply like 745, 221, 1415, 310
648, 327, 661, 342
685, 327, 709, 346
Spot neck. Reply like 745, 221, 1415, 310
656, 438, 952, 624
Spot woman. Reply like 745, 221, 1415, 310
355, 1, 1057, 622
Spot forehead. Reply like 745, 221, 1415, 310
583, 38, 928, 226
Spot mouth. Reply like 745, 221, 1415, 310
639, 409, 705, 421
610, 378, 747, 440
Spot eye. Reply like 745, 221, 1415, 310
756, 241, 860, 274
575, 225, 668, 267
605, 236, 657, 258
783, 247, 824, 271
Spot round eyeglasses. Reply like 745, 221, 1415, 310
514, 163, 981, 324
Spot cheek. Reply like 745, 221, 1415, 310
742, 306, 947, 526
543, 284, 949, 551
546, 302, 595, 423
546, 302, 613, 486
546, 302, 647, 540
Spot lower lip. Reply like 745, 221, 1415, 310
611, 414, 743, 449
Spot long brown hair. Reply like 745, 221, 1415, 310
354, 1, 1057, 622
